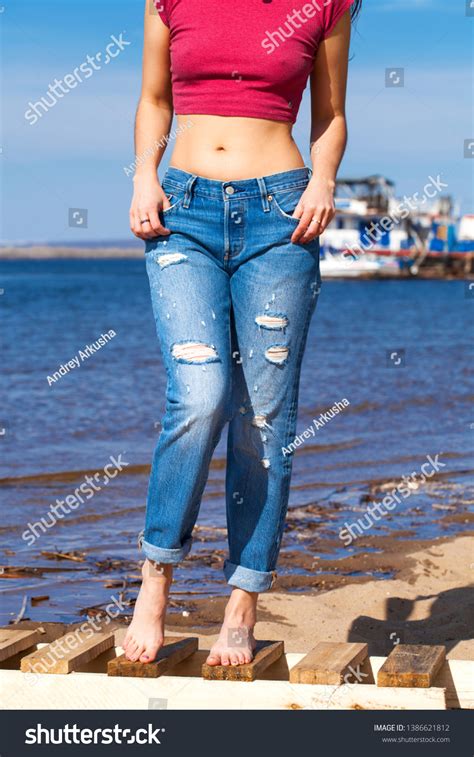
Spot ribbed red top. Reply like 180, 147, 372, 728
154, 0, 354, 124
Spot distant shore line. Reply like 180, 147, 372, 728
1, 247, 473, 280
0, 246, 144, 259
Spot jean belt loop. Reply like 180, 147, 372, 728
183, 175, 197, 209
257, 177, 270, 213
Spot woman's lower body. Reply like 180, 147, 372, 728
125, 166, 321, 664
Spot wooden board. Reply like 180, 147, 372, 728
0, 629, 42, 663
370, 657, 473, 710
377, 644, 446, 688
108, 637, 198, 678
202, 640, 284, 682
0, 663, 448, 711
289, 642, 368, 685
0, 652, 459, 711
20, 631, 114, 675
2, 622, 67, 644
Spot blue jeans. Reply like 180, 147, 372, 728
141, 166, 321, 592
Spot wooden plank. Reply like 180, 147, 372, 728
20, 631, 114, 675
303, 683, 446, 710
289, 642, 368, 685
8, 622, 68, 644
202, 640, 284, 682
108, 637, 198, 678
0, 666, 448, 711
371, 656, 474, 710
377, 644, 446, 688
0, 629, 42, 663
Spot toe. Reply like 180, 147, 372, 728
140, 644, 160, 664
243, 652, 252, 664
132, 644, 146, 663
206, 653, 221, 666
230, 653, 239, 666
221, 652, 231, 666
237, 651, 246, 665
128, 645, 142, 662
125, 640, 138, 661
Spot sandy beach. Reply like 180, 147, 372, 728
104, 535, 474, 660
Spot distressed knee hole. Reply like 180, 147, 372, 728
261, 458, 271, 469
171, 341, 220, 364
252, 414, 267, 429
156, 252, 188, 269
255, 313, 288, 330
265, 345, 289, 365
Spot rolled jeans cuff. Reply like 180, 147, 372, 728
224, 560, 276, 593
140, 536, 192, 564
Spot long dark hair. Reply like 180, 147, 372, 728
351, 0, 362, 21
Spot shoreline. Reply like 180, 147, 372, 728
2, 248, 472, 279
13, 534, 472, 660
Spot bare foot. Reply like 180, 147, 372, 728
123, 560, 172, 663
206, 588, 258, 666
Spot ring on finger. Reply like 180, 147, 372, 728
140, 218, 150, 224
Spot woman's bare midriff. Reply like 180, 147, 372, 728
169, 114, 305, 181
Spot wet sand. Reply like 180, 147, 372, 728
42, 533, 472, 661
10, 534, 473, 661
158, 535, 474, 660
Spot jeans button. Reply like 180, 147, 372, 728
225, 186, 235, 195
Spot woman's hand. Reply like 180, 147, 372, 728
291, 176, 336, 245
130, 174, 171, 239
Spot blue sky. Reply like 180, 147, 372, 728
1, 0, 472, 243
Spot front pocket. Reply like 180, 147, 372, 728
271, 187, 305, 222
162, 192, 184, 214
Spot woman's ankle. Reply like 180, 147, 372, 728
141, 559, 173, 582
224, 588, 258, 626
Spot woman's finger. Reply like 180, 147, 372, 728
137, 209, 159, 239
148, 208, 170, 237
300, 218, 324, 243
291, 209, 313, 244
130, 209, 143, 239
300, 207, 333, 243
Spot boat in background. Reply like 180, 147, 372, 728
320, 176, 474, 278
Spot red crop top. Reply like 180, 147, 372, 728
154, 0, 354, 124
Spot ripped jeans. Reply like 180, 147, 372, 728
141, 166, 321, 592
